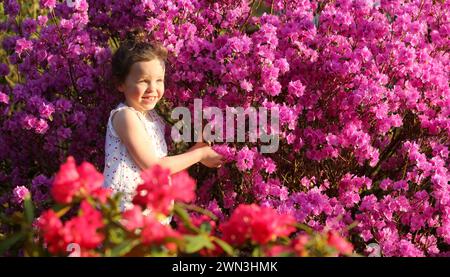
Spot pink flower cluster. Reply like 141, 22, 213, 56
12, 185, 30, 205
132, 165, 196, 215
266, 230, 354, 257
51, 156, 111, 204
122, 206, 180, 247
219, 204, 296, 245
37, 200, 104, 256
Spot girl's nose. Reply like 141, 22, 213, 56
146, 82, 157, 93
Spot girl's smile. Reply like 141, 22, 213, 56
141, 95, 158, 103
117, 59, 165, 113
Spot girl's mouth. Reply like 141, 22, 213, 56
142, 96, 157, 101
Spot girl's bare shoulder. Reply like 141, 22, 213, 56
112, 108, 145, 137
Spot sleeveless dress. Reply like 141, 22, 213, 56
103, 103, 171, 223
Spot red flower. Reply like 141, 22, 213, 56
51, 156, 110, 204
292, 234, 310, 256
170, 170, 196, 203
327, 231, 354, 255
220, 204, 296, 246
37, 210, 67, 254
76, 162, 105, 194
37, 201, 104, 255
63, 201, 105, 249
219, 205, 255, 245
121, 205, 180, 250
133, 165, 196, 215
251, 208, 296, 244
90, 187, 110, 204
265, 245, 293, 257
122, 206, 145, 231
140, 215, 180, 246
51, 157, 81, 204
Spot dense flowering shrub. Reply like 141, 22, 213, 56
0, 0, 449, 256
1, 157, 352, 257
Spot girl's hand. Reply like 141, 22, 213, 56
199, 146, 224, 168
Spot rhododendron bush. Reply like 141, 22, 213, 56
0, 0, 449, 256
0, 157, 352, 257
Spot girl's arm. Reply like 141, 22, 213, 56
113, 109, 219, 174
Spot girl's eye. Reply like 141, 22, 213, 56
157, 79, 164, 83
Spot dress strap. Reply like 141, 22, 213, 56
107, 103, 147, 138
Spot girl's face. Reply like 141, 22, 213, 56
117, 59, 165, 113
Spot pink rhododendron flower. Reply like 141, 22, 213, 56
37, 201, 104, 254
220, 204, 296, 245
12, 185, 30, 204
140, 215, 180, 246
133, 165, 196, 215
15, 38, 33, 56
40, 0, 56, 9
36, 210, 66, 254
122, 206, 145, 231
63, 201, 105, 249
0, 92, 9, 104
51, 156, 110, 204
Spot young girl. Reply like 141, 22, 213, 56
103, 34, 224, 212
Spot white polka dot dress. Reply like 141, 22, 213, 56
103, 103, 169, 212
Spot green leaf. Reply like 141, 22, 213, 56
178, 203, 217, 221
173, 204, 199, 233
346, 220, 359, 231
108, 227, 125, 244
199, 222, 212, 234
55, 205, 71, 218
184, 235, 214, 254
23, 196, 34, 225
276, 251, 296, 257
108, 239, 139, 257
251, 246, 262, 257
211, 237, 235, 256
293, 223, 314, 234
0, 232, 26, 255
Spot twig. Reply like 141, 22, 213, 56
240, 0, 261, 33
51, 10, 80, 95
